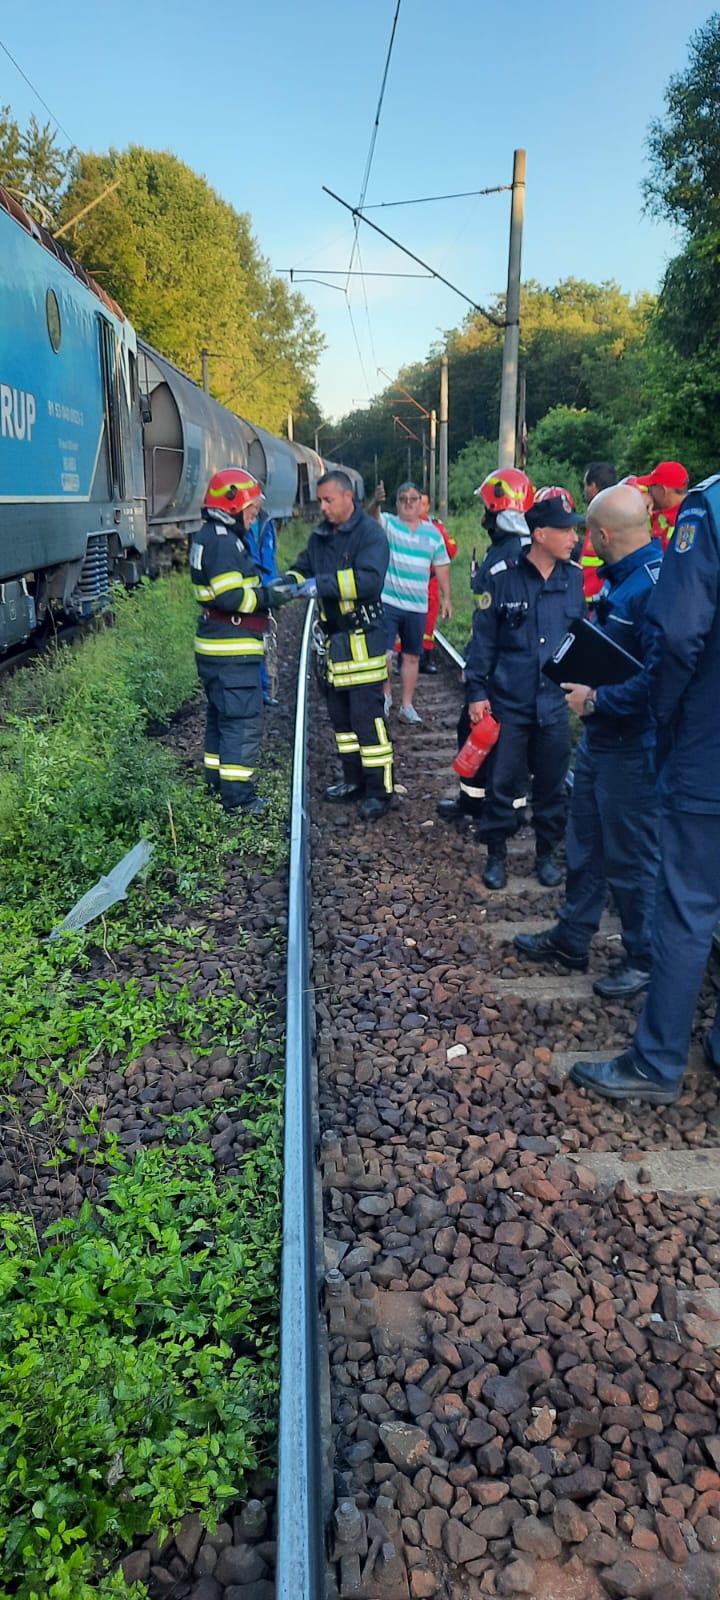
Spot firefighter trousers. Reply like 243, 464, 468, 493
326, 682, 393, 798
198, 660, 263, 809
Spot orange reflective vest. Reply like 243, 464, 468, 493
580, 529, 604, 601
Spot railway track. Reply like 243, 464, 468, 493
277, 619, 720, 1600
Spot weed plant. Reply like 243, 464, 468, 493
0, 578, 288, 1598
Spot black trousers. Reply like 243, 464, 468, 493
326, 682, 393, 798
476, 714, 570, 856
197, 660, 263, 809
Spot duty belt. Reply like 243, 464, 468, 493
326, 600, 384, 634
203, 608, 269, 633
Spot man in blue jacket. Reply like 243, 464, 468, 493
515, 483, 663, 997
570, 474, 720, 1103
466, 493, 585, 889
244, 505, 280, 705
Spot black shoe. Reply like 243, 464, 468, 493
358, 796, 390, 822
323, 782, 363, 804
593, 963, 650, 1000
420, 651, 438, 674
569, 1051, 679, 1104
536, 856, 563, 888
483, 852, 507, 891
514, 927, 588, 970
263, 694, 279, 707
437, 797, 464, 821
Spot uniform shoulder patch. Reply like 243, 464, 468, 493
488, 560, 507, 576
645, 560, 662, 583
476, 591, 493, 610
189, 541, 204, 570
675, 522, 696, 554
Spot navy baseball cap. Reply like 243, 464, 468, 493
526, 495, 582, 531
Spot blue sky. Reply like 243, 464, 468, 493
1, 0, 713, 420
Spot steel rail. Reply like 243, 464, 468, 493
434, 625, 466, 671
276, 600, 326, 1600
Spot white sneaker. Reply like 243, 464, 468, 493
383, 694, 393, 718
398, 704, 422, 725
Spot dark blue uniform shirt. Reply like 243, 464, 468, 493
588, 538, 664, 749
465, 549, 584, 725
646, 475, 720, 813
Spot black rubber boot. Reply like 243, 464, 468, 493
420, 650, 438, 674
483, 849, 507, 891
536, 855, 563, 887
323, 782, 363, 803
358, 796, 390, 822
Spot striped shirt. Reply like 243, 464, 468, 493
380, 512, 450, 613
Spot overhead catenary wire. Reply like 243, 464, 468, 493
323, 185, 504, 326
0, 35, 75, 146
345, 0, 402, 291
361, 184, 511, 208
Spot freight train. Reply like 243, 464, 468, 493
0, 184, 363, 651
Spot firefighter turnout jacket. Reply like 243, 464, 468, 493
190, 512, 271, 665
286, 506, 389, 688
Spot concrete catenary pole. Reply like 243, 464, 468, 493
429, 409, 437, 511
498, 148, 526, 467
287, 410, 294, 442
201, 348, 210, 395
439, 356, 449, 520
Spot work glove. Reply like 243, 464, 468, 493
296, 579, 317, 598
266, 581, 298, 608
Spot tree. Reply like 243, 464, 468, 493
637, 14, 720, 471
336, 280, 650, 496
57, 147, 322, 436
0, 106, 73, 222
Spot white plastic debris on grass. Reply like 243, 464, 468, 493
50, 840, 154, 939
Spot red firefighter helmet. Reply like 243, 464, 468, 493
203, 467, 263, 517
533, 484, 576, 514
475, 468, 534, 514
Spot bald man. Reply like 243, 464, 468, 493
516, 485, 665, 997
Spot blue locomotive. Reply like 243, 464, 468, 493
0, 185, 363, 651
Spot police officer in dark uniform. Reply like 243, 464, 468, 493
571, 473, 720, 1104
515, 483, 663, 996
191, 467, 290, 814
285, 469, 393, 821
466, 491, 585, 889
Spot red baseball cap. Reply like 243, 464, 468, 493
642, 460, 689, 491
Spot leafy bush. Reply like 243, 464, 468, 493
0, 1123, 281, 1599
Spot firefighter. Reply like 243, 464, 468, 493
418, 491, 458, 674
437, 468, 533, 826
580, 461, 616, 600
471, 468, 533, 592
637, 459, 689, 548
191, 468, 291, 814
285, 469, 393, 821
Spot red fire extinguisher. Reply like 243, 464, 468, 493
453, 712, 501, 778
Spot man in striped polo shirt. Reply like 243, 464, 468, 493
376, 482, 452, 725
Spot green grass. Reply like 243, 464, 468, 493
0, 579, 288, 1599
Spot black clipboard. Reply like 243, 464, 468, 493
542, 618, 642, 687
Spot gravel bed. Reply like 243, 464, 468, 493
311, 660, 720, 1600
